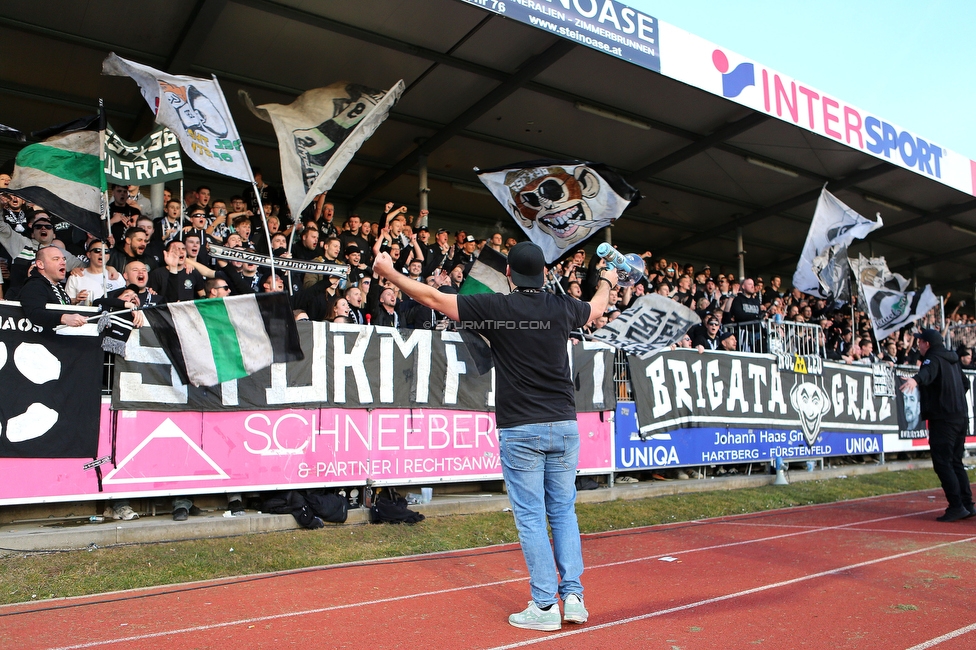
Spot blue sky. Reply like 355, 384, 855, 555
628, 0, 976, 160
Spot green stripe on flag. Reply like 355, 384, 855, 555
458, 275, 495, 295
16, 142, 103, 188
194, 298, 247, 383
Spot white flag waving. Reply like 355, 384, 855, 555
102, 53, 253, 182
476, 160, 640, 263
850, 254, 939, 340
241, 81, 404, 217
862, 284, 939, 340
793, 187, 882, 300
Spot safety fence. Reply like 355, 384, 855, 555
946, 323, 976, 350
726, 319, 824, 359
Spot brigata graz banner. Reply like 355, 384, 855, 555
628, 349, 898, 448
113, 321, 616, 413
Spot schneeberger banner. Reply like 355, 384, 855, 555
104, 123, 183, 185
113, 321, 616, 414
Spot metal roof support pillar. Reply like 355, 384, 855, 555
150, 183, 165, 221
737, 227, 745, 281
417, 154, 429, 228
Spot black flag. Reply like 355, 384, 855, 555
0, 304, 104, 458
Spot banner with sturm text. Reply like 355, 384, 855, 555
113, 321, 616, 414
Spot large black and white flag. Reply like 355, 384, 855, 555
0, 303, 104, 458
590, 295, 700, 358
793, 187, 882, 302
241, 81, 404, 217
850, 254, 939, 340
476, 160, 640, 263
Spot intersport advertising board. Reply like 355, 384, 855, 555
462, 0, 976, 197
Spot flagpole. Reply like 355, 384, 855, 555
98, 99, 109, 302
179, 177, 185, 239
210, 74, 277, 287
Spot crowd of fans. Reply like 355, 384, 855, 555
0, 165, 969, 369
4, 166, 973, 509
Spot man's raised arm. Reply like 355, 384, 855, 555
372, 252, 459, 321
587, 269, 618, 321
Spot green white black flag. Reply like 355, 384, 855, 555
459, 247, 510, 295
143, 293, 303, 387
7, 115, 106, 234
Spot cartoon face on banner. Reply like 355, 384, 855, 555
159, 81, 229, 138
506, 166, 601, 249
789, 379, 831, 446
292, 84, 386, 191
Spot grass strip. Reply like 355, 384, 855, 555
0, 469, 952, 606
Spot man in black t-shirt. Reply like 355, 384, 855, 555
148, 240, 205, 302
371, 241, 617, 632
729, 277, 762, 323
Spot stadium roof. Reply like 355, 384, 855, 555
2, 0, 976, 294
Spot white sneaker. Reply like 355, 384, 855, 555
112, 504, 139, 521
563, 594, 588, 624
509, 601, 561, 631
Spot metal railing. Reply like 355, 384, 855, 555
725, 320, 824, 360
946, 323, 976, 350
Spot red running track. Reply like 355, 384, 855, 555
3, 489, 976, 649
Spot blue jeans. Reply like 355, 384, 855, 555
500, 420, 583, 608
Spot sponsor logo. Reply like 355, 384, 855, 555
712, 49, 754, 98
709, 49, 945, 180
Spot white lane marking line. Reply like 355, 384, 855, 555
904, 621, 976, 649
486, 536, 976, 650
39, 507, 947, 649
43, 578, 528, 650
720, 521, 976, 537
591, 508, 945, 571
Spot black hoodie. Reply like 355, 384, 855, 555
915, 341, 969, 421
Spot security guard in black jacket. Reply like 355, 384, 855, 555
901, 329, 974, 522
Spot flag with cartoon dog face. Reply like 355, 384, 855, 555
476, 160, 640, 263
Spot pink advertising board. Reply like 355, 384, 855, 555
0, 404, 613, 505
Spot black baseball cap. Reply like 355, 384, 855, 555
914, 329, 943, 346
508, 241, 545, 288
